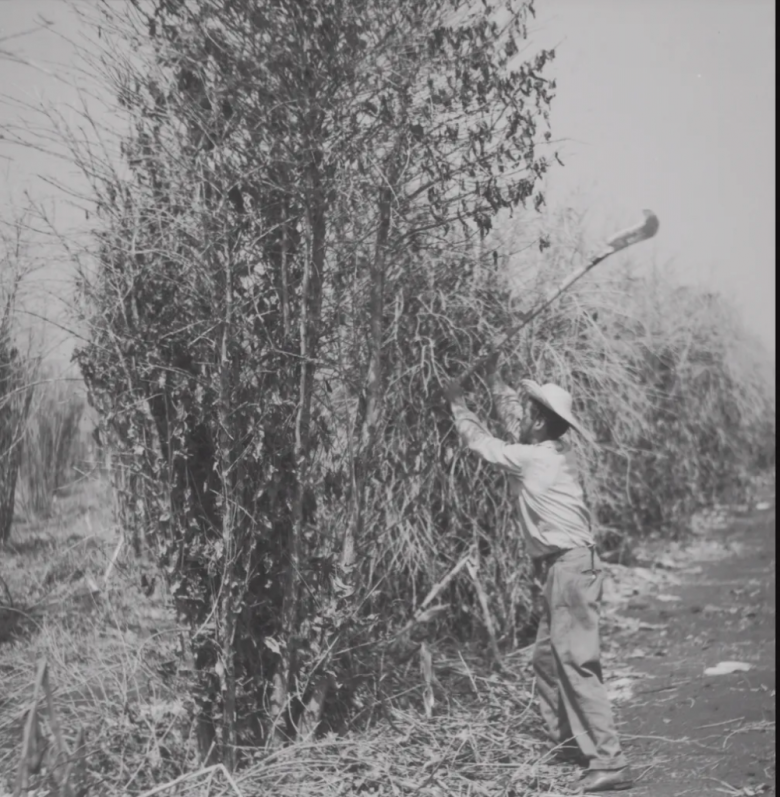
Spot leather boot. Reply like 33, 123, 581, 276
579, 766, 634, 792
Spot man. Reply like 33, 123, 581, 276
444, 355, 633, 794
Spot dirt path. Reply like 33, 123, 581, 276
605, 510, 776, 796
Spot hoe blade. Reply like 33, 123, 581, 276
605, 209, 660, 252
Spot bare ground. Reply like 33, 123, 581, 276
607, 508, 776, 797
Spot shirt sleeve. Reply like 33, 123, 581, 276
489, 376, 526, 443
451, 399, 536, 476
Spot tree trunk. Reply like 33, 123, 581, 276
343, 160, 399, 570
271, 154, 327, 741
217, 249, 238, 770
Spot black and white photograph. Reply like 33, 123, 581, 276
1, 1, 775, 795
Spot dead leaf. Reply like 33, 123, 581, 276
704, 661, 754, 676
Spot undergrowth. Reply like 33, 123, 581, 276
1, 471, 774, 794
0, 481, 574, 797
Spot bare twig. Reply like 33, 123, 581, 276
466, 558, 504, 672
13, 659, 46, 797
391, 546, 476, 643
0, 572, 13, 606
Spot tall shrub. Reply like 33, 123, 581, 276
70, 0, 557, 763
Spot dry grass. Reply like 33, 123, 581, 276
1, 481, 585, 797
0, 480, 189, 795
16, 374, 90, 519
225, 649, 571, 797
3, 478, 770, 795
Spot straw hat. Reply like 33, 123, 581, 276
520, 379, 594, 442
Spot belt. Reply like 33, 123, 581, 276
533, 544, 598, 576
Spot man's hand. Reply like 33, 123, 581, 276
519, 378, 536, 394
443, 378, 465, 404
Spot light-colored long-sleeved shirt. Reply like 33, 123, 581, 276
452, 377, 594, 560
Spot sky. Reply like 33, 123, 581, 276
532, 0, 775, 353
0, 0, 776, 364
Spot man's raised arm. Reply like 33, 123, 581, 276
443, 379, 532, 476
483, 353, 526, 443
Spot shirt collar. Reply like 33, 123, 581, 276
538, 439, 570, 453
